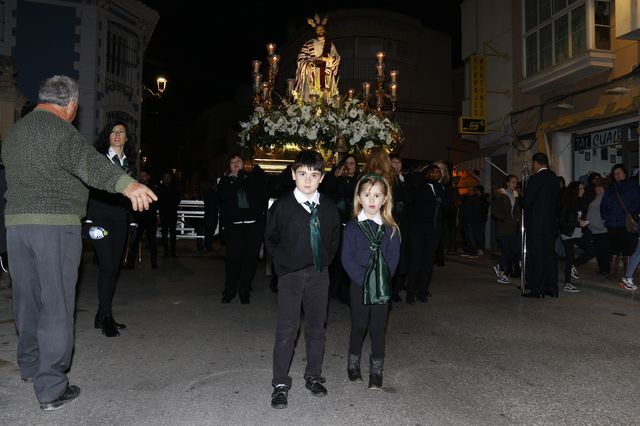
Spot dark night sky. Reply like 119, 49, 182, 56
139, 1, 461, 173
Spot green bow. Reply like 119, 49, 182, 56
356, 220, 390, 305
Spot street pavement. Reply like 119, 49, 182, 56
1, 244, 640, 425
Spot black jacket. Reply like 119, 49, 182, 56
405, 172, 450, 233
217, 165, 268, 226
523, 168, 559, 235
265, 192, 340, 276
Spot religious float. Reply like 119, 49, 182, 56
238, 14, 404, 172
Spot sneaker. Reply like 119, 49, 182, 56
39, 385, 81, 411
620, 277, 638, 291
497, 274, 510, 284
271, 385, 289, 409
570, 266, 579, 280
563, 283, 580, 293
492, 265, 502, 278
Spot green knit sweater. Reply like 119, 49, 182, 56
2, 110, 135, 226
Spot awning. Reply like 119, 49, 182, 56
455, 143, 508, 172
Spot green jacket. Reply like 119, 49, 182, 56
491, 188, 521, 237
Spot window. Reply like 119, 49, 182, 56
594, 1, 610, 50
105, 21, 139, 95
523, 0, 609, 77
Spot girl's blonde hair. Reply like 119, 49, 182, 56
353, 173, 399, 238
362, 146, 395, 186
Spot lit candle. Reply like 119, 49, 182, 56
362, 82, 371, 97
287, 78, 295, 95
376, 51, 385, 65
261, 82, 270, 99
389, 70, 398, 83
252, 60, 261, 74
266, 43, 276, 56
253, 73, 262, 92
348, 88, 354, 99
390, 82, 398, 100
376, 64, 384, 77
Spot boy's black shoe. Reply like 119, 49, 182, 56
39, 385, 81, 410
304, 376, 327, 397
271, 385, 289, 409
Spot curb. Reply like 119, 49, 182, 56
446, 253, 640, 303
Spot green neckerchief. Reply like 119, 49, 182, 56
356, 220, 390, 305
110, 155, 129, 173
304, 200, 323, 271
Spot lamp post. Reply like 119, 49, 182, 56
139, 76, 168, 176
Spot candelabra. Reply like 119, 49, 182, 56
372, 51, 398, 114
251, 43, 280, 109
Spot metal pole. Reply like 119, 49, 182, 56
520, 163, 529, 293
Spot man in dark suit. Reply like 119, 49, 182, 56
523, 152, 560, 298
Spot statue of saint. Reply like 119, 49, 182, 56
294, 14, 340, 102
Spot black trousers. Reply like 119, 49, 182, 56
272, 266, 329, 387
160, 214, 177, 256
525, 232, 557, 293
92, 216, 128, 320
126, 218, 157, 267
223, 222, 263, 300
561, 233, 596, 283
498, 233, 520, 271
349, 283, 389, 358
592, 232, 611, 274
407, 226, 441, 299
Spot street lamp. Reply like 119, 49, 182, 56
143, 76, 168, 98
139, 76, 168, 175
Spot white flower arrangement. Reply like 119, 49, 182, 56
238, 99, 402, 153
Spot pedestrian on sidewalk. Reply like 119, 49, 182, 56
491, 174, 521, 284
3, 75, 156, 410
558, 181, 595, 293
266, 150, 340, 409
341, 174, 400, 389
586, 178, 610, 276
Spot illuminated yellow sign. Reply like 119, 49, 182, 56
459, 117, 486, 134
470, 54, 486, 118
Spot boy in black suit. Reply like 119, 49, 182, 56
265, 150, 340, 409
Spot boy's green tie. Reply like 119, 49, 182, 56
304, 201, 323, 271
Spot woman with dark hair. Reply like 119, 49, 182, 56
601, 163, 640, 281
85, 119, 134, 337
491, 174, 521, 284
558, 181, 595, 294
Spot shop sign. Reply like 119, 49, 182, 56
574, 127, 622, 151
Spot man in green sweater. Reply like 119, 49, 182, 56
2, 75, 157, 410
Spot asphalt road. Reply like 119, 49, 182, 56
1, 249, 639, 425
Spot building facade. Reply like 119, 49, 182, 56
1, 0, 157, 168
461, 0, 640, 186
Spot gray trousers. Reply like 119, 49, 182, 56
8, 225, 82, 403
272, 266, 329, 387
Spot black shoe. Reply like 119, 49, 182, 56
521, 291, 544, 299
544, 289, 559, 298
368, 356, 384, 390
221, 297, 232, 304
240, 298, 250, 305
39, 385, 81, 411
94, 315, 126, 330
391, 294, 402, 302
405, 297, 416, 305
123, 263, 134, 270
426, 290, 432, 298
304, 376, 327, 397
271, 385, 289, 409
417, 296, 428, 303
101, 317, 120, 337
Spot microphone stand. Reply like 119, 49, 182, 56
520, 164, 529, 294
